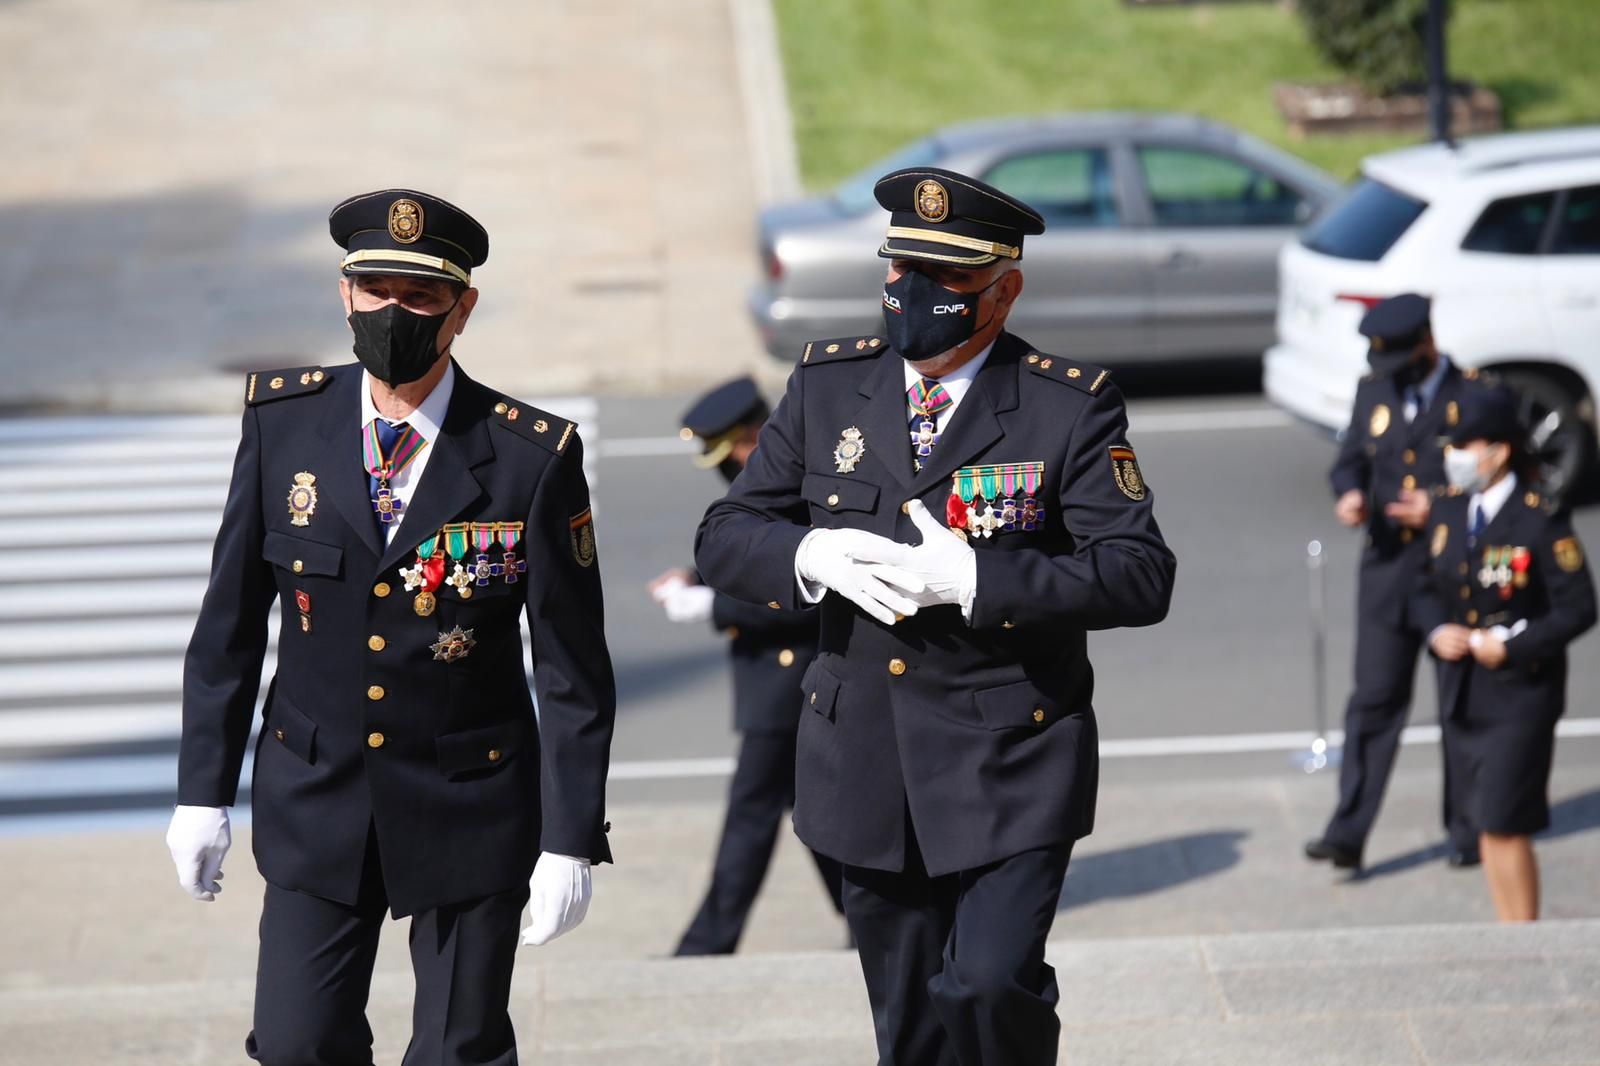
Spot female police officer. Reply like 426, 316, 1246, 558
1413, 387, 1596, 920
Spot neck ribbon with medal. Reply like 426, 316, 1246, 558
364, 421, 427, 525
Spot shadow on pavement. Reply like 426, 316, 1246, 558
1057, 829, 1248, 910
1355, 787, 1600, 882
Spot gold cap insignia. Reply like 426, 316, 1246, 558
388, 198, 424, 244
1370, 404, 1391, 438
914, 179, 949, 224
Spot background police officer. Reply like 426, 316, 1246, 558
649, 377, 845, 956
1414, 387, 1596, 920
164, 189, 616, 1065
695, 168, 1175, 1065
1306, 294, 1489, 872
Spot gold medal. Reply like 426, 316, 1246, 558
430, 626, 477, 663
287, 472, 318, 527
833, 426, 866, 473
414, 589, 437, 617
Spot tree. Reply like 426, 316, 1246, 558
1298, 0, 1429, 97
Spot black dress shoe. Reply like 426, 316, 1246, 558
1303, 838, 1362, 869
1447, 846, 1481, 868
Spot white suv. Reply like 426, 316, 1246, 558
1265, 126, 1600, 499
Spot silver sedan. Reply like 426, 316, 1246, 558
751, 113, 1342, 363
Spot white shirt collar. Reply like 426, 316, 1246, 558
1472, 470, 1518, 525
360, 359, 455, 443
901, 340, 995, 408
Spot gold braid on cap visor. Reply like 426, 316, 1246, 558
341, 249, 471, 285
884, 226, 1020, 260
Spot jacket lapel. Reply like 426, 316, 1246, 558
849, 351, 916, 490
908, 334, 1021, 491
314, 370, 385, 561
376, 371, 496, 574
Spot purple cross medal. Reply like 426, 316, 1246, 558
471, 525, 503, 587
500, 522, 527, 584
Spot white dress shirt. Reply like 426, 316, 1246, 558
360, 361, 455, 544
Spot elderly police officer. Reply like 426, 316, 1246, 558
1413, 386, 1596, 920
165, 189, 616, 1065
696, 168, 1176, 1065
1306, 294, 1492, 872
649, 378, 845, 955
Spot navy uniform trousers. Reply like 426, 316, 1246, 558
1322, 367, 1487, 856
676, 592, 844, 955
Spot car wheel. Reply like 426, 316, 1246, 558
1499, 369, 1596, 507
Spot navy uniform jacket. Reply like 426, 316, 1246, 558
179, 362, 616, 917
694, 331, 1175, 876
1412, 489, 1597, 721
708, 590, 819, 734
1329, 362, 1491, 624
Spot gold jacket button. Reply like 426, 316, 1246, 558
1400, 529, 1414, 543
724, 626, 741, 639
1403, 449, 1417, 465
373, 582, 392, 598
274, 729, 285, 742
1466, 609, 1479, 624
1402, 475, 1416, 491
768, 601, 781, 609
1033, 708, 1046, 723
367, 732, 385, 749
778, 648, 796, 667
292, 560, 304, 574
368, 635, 386, 652
487, 749, 501, 762
827, 494, 840, 507
367, 685, 385, 701
888, 658, 907, 676
494, 402, 509, 415
810, 692, 818, 706
1460, 586, 1471, 600
1002, 621, 1015, 630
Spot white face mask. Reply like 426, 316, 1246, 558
1444, 445, 1488, 494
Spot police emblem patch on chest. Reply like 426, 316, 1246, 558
1108, 447, 1146, 501
1555, 536, 1585, 573
1369, 404, 1391, 438
287, 472, 318, 526
570, 508, 596, 567
430, 625, 476, 663
834, 426, 867, 473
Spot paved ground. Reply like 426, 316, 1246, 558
0, 0, 778, 411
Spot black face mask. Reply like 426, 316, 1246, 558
348, 300, 456, 386
1390, 351, 1433, 388
881, 270, 999, 362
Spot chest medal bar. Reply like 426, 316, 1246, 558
947, 462, 1045, 541
400, 531, 446, 617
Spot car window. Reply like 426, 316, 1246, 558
833, 138, 944, 216
982, 148, 1118, 227
1301, 177, 1426, 261
1136, 146, 1303, 227
1460, 191, 1556, 255
1550, 185, 1600, 255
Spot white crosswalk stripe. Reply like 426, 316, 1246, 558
0, 403, 594, 819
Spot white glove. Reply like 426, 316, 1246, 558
165, 804, 231, 902
659, 581, 715, 624
890, 500, 978, 614
794, 528, 925, 626
521, 852, 592, 946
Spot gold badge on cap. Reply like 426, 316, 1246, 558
430, 625, 477, 663
1370, 404, 1391, 438
834, 426, 866, 474
287, 472, 318, 527
914, 179, 949, 224
1108, 446, 1146, 501
389, 198, 424, 244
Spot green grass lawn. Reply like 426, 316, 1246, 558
774, 0, 1600, 189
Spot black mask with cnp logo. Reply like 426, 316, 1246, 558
881, 270, 998, 362
348, 300, 456, 386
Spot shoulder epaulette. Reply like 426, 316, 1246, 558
488, 398, 576, 455
1024, 352, 1108, 395
245, 366, 330, 405
800, 335, 884, 365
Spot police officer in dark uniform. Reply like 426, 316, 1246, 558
648, 378, 845, 956
695, 168, 1176, 1065
1305, 294, 1491, 872
1413, 386, 1596, 920
164, 189, 616, 1066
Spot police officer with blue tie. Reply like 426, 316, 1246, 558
695, 168, 1175, 1065
650, 378, 845, 956
164, 190, 616, 1065
1306, 294, 1492, 872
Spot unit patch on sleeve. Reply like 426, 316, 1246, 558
570, 508, 597, 567
1108, 446, 1146, 501
1554, 536, 1584, 573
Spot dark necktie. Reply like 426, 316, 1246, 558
1469, 502, 1486, 545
